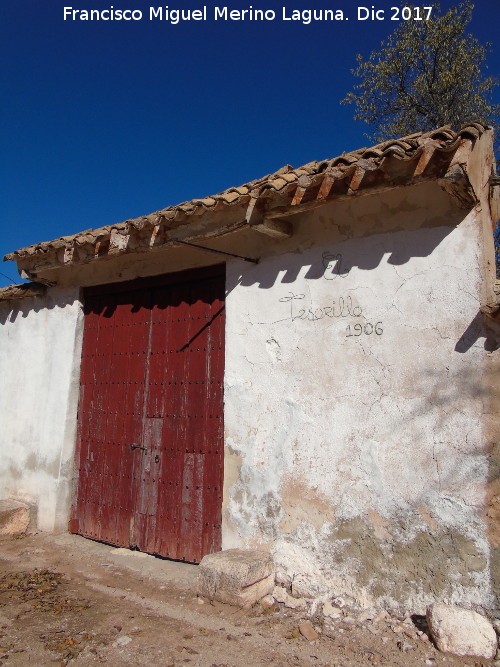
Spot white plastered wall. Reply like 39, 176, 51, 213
0, 287, 83, 531
222, 181, 496, 612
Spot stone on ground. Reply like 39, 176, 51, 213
299, 621, 319, 641
357, 608, 376, 622
0, 499, 30, 536
273, 585, 307, 609
323, 600, 342, 618
260, 594, 275, 609
426, 603, 497, 659
198, 549, 274, 607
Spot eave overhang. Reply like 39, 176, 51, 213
3, 122, 490, 282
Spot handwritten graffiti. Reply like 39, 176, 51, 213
346, 322, 383, 337
277, 292, 362, 323
322, 252, 348, 280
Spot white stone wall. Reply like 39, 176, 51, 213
0, 287, 83, 531
223, 186, 495, 612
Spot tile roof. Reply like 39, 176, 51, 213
0, 282, 47, 303
3, 122, 489, 272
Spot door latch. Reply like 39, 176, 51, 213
130, 443, 147, 452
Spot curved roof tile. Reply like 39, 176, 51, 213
4, 122, 489, 262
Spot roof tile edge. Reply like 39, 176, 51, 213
4, 122, 491, 265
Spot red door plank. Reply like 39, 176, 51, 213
71, 266, 225, 563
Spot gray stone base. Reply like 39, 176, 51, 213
0, 500, 31, 536
198, 549, 275, 607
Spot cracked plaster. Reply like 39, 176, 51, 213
223, 180, 498, 613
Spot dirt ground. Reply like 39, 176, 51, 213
0, 532, 496, 667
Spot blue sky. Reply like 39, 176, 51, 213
1, 0, 499, 286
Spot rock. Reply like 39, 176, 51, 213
373, 610, 390, 623
198, 549, 274, 608
287, 597, 307, 609
299, 621, 319, 641
113, 635, 132, 647
397, 641, 416, 652
426, 603, 497, 659
369, 652, 383, 663
323, 601, 343, 619
358, 608, 376, 623
273, 585, 307, 609
335, 595, 359, 610
291, 573, 327, 599
273, 585, 288, 603
0, 500, 30, 536
260, 595, 275, 609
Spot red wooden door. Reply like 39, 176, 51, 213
70, 265, 225, 563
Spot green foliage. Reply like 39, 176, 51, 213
342, 1, 499, 141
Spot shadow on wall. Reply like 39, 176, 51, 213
399, 365, 488, 433
456, 312, 500, 352
0, 288, 80, 326
3, 224, 497, 356
229, 180, 469, 291
233, 224, 457, 291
